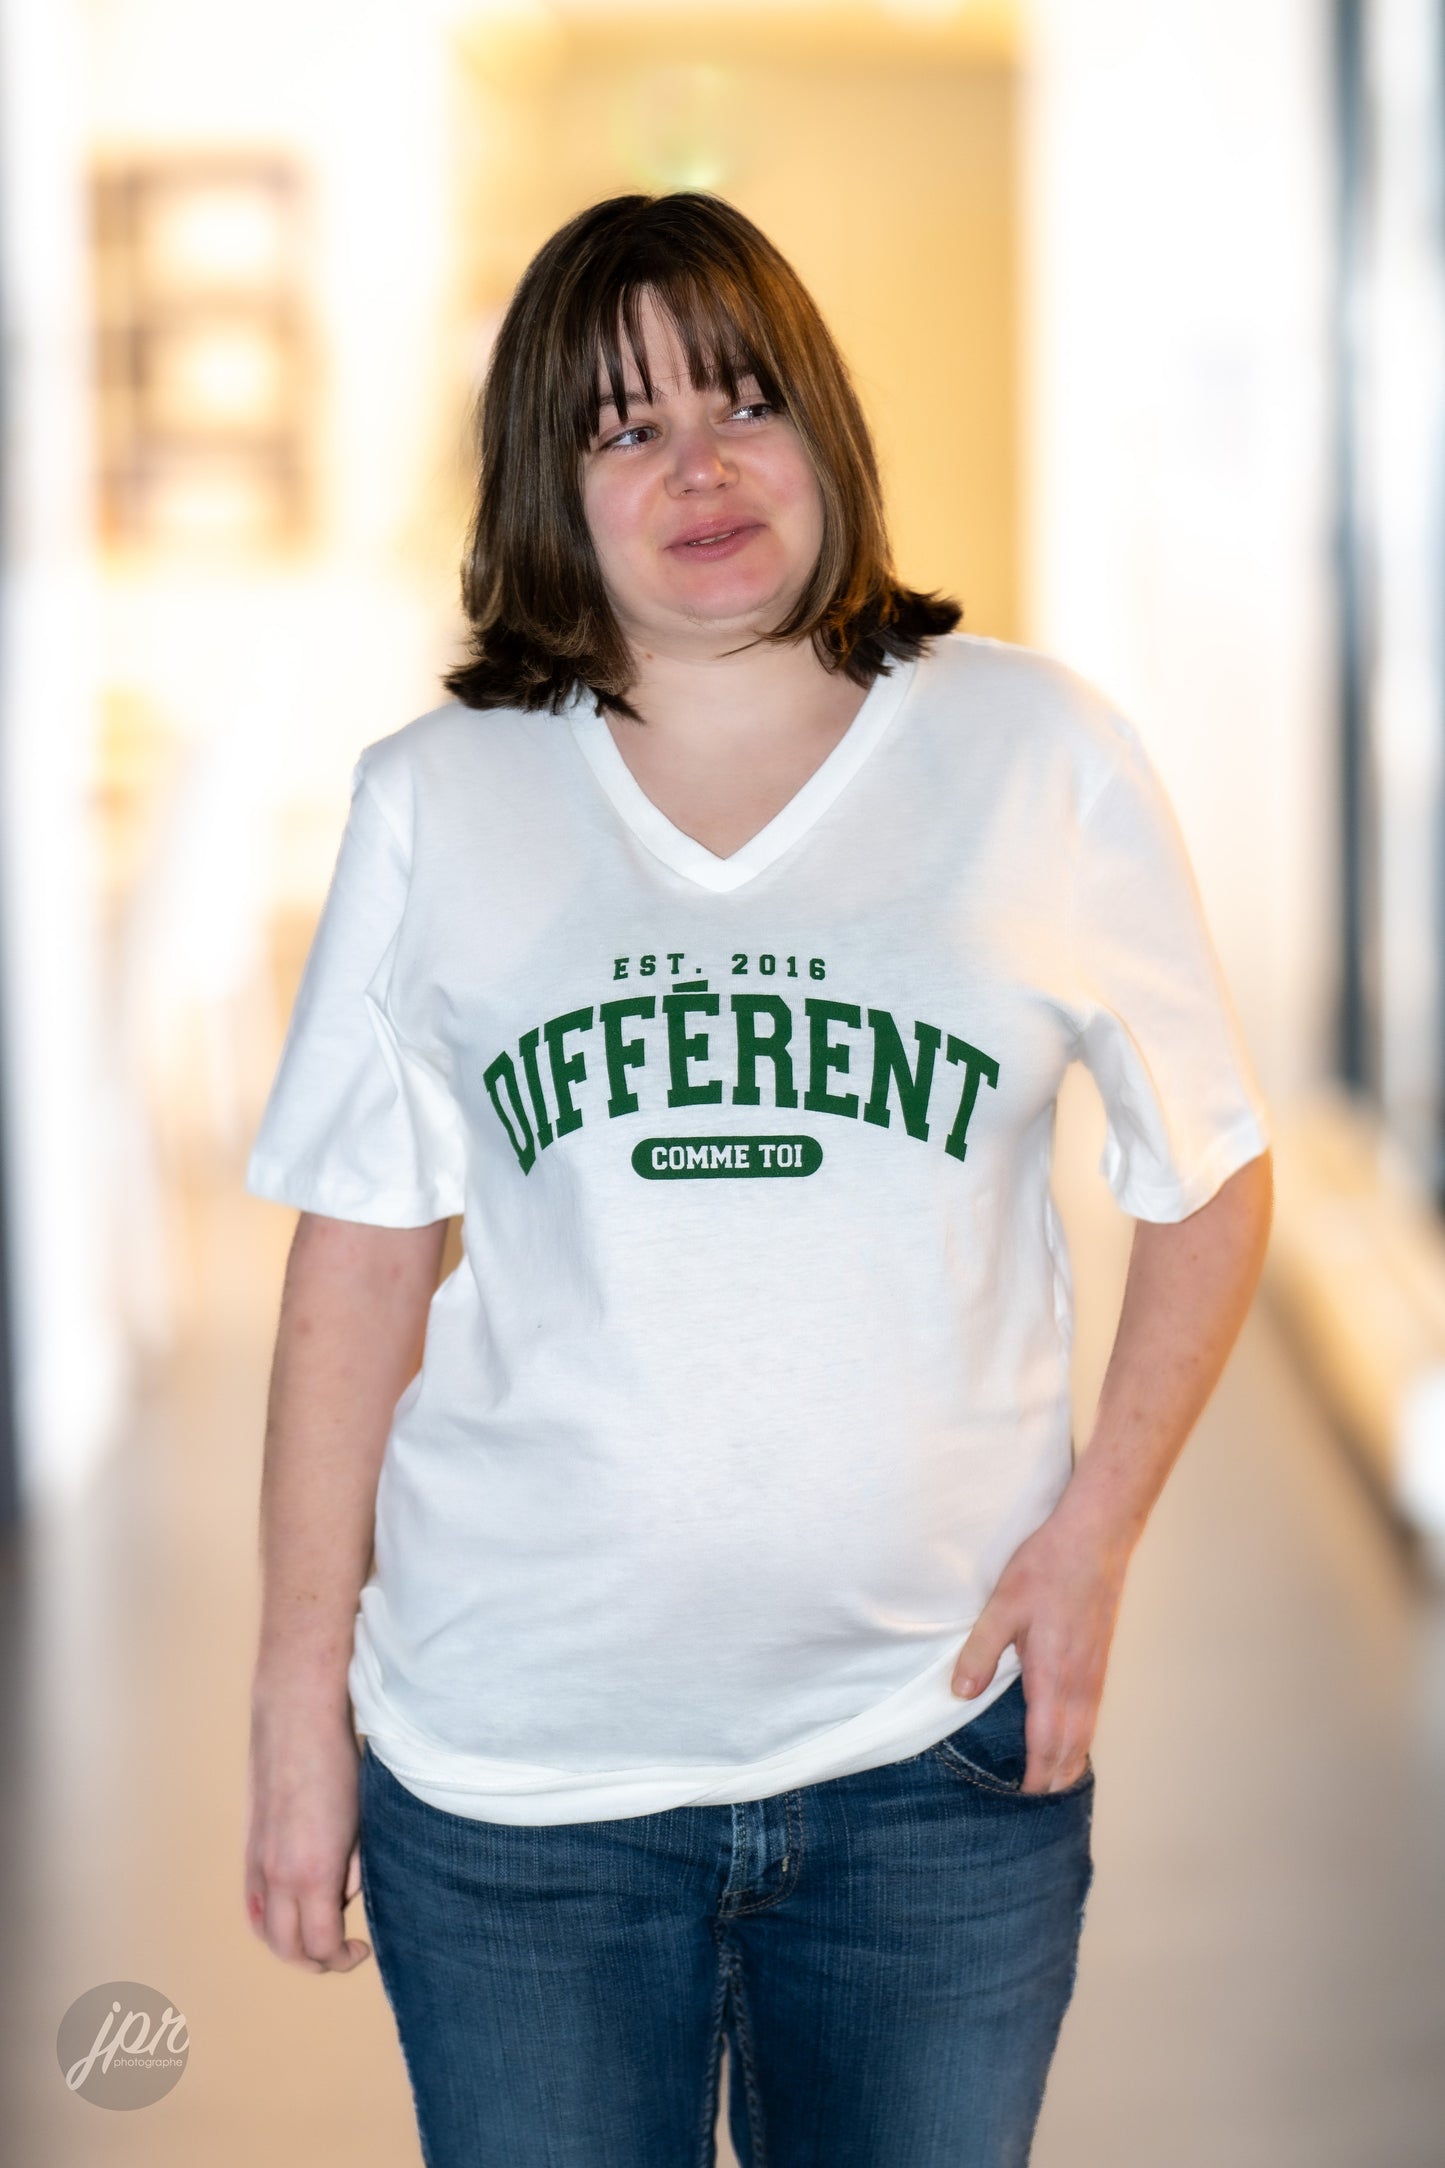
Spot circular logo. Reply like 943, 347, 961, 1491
56, 1981, 189, 2109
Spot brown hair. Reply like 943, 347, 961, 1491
442, 191, 961, 721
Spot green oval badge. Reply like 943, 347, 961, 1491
632, 1134, 823, 1180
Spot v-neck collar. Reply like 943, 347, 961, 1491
566, 654, 919, 894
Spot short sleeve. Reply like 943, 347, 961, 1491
245, 753, 467, 1226
1068, 724, 1272, 1221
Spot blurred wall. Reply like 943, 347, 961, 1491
1022, 0, 1336, 1119
0, 0, 125, 1514
80, 0, 471, 1383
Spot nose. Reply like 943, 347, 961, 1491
666, 419, 736, 494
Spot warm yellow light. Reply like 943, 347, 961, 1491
147, 468, 279, 546
611, 63, 741, 192
151, 324, 286, 430
143, 186, 289, 291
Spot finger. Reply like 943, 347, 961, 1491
1025, 1712, 1091, 1792
951, 1624, 1011, 1700
245, 1880, 268, 1939
343, 1842, 362, 1907
297, 1884, 374, 1972
299, 1882, 372, 1971
305, 1920, 372, 1971
1020, 1698, 1065, 1793
1052, 1723, 1094, 1791
1024, 1756, 1068, 1793
1020, 1743, 1052, 1791
263, 1886, 325, 1972
1050, 1690, 1099, 1788
1045, 1753, 1089, 1791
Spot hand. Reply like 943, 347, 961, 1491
244, 1699, 372, 1973
949, 1507, 1128, 1793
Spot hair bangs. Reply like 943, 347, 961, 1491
579, 263, 785, 443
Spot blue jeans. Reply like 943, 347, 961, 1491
356, 1675, 1095, 2167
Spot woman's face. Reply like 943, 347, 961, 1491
580, 287, 825, 659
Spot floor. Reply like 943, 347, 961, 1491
3, 1074, 1444, 2166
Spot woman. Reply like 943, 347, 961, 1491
244, 192, 1273, 2167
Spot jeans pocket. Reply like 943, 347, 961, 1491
930, 1675, 1095, 1799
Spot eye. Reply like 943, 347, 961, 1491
592, 397, 776, 453
599, 421, 657, 452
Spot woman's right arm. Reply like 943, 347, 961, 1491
244, 1209, 448, 1973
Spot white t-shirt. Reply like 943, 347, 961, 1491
246, 631, 1271, 1825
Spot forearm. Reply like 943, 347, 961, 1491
1051, 1150, 1275, 1567
252, 1211, 448, 1720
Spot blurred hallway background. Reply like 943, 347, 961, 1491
1, 0, 1443, 2161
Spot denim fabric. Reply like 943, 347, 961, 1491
357, 1674, 1095, 2167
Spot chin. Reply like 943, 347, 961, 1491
665, 568, 804, 625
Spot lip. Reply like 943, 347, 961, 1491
665, 517, 765, 550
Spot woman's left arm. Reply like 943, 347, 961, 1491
950, 1147, 1275, 1792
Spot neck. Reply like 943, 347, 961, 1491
611, 627, 855, 745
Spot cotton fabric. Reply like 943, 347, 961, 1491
245, 631, 1272, 1824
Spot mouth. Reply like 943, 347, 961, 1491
667, 521, 764, 555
